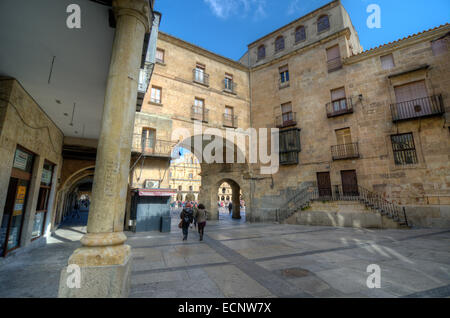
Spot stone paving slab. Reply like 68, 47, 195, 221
0, 215, 449, 298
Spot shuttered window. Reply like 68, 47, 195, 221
380, 54, 395, 70
326, 45, 340, 61
391, 133, 418, 165
335, 128, 352, 145
279, 65, 290, 83
279, 128, 301, 165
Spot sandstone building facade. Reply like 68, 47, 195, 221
136, 0, 449, 227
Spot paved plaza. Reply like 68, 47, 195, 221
0, 211, 449, 298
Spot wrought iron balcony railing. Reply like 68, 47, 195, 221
193, 69, 210, 86
275, 112, 297, 128
131, 136, 174, 158
223, 80, 237, 94
223, 114, 238, 128
191, 105, 209, 122
327, 57, 342, 73
326, 98, 353, 117
390, 94, 445, 122
331, 142, 359, 160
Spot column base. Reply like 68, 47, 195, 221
58, 244, 132, 298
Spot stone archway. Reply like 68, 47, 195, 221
172, 134, 251, 221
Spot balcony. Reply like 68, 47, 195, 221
223, 80, 237, 94
326, 98, 353, 118
131, 137, 174, 159
390, 95, 445, 122
327, 57, 342, 73
275, 112, 297, 128
193, 69, 209, 86
331, 142, 359, 160
191, 105, 209, 122
223, 114, 238, 128
137, 64, 154, 111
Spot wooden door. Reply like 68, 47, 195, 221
341, 170, 358, 197
317, 172, 332, 198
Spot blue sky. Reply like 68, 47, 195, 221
155, 0, 449, 60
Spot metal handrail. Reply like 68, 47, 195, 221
275, 184, 409, 227
193, 69, 210, 86
223, 79, 237, 93
131, 136, 174, 158
390, 94, 444, 122
223, 114, 238, 128
326, 98, 353, 117
275, 112, 297, 128
331, 142, 359, 160
191, 105, 209, 122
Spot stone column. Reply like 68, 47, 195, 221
58, 0, 151, 298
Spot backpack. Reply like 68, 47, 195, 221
183, 209, 193, 224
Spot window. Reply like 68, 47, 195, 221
275, 36, 285, 52
150, 86, 162, 104
431, 37, 448, 56
326, 45, 342, 72
32, 161, 55, 239
391, 133, 418, 165
189, 186, 193, 191
189, 173, 193, 179
224, 73, 234, 92
335, 128, 352, 145
279, 65, 290, 86
156, 48, 165, 63
257, 45, 266, 60
317, 15, 330, 33
194, 63, 207, 85
279, 128, 301, 165
331, 87, 347, 112
281, 102, 295, 125
393, 80, 431, 120
178, 185, 182, 191
380, 54, 395, 70
222, 188, 226, 194
141, 128, 156, 150
295, 26, 306, 43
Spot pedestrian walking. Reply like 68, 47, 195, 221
228, 201, 233, 215
73, 200, 81, 219
194, 204, 208, 241
179, 202, 194, 241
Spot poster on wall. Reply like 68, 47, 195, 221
13, 149, 29, 171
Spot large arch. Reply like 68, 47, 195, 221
172, 133, 251, 221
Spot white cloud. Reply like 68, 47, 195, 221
287, 0, 323, 16
203, 0, 267, 20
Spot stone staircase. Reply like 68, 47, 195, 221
276, 186, 410, 229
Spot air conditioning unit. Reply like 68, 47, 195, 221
144, 180, 160, 189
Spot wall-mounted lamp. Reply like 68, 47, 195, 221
358, 94, 363, 101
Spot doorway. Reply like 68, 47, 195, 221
0, 147, 35, 257
341, 170, 359, 197
317, 172, 332, 198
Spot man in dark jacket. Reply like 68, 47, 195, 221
180, 202, 194, 241
228, 201, 233, 215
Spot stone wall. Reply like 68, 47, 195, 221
248, 21, 450, 227
0, 78, 63, 251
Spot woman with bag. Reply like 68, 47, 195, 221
193, 203, 208, 241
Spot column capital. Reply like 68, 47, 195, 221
112, 0, 152, 33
